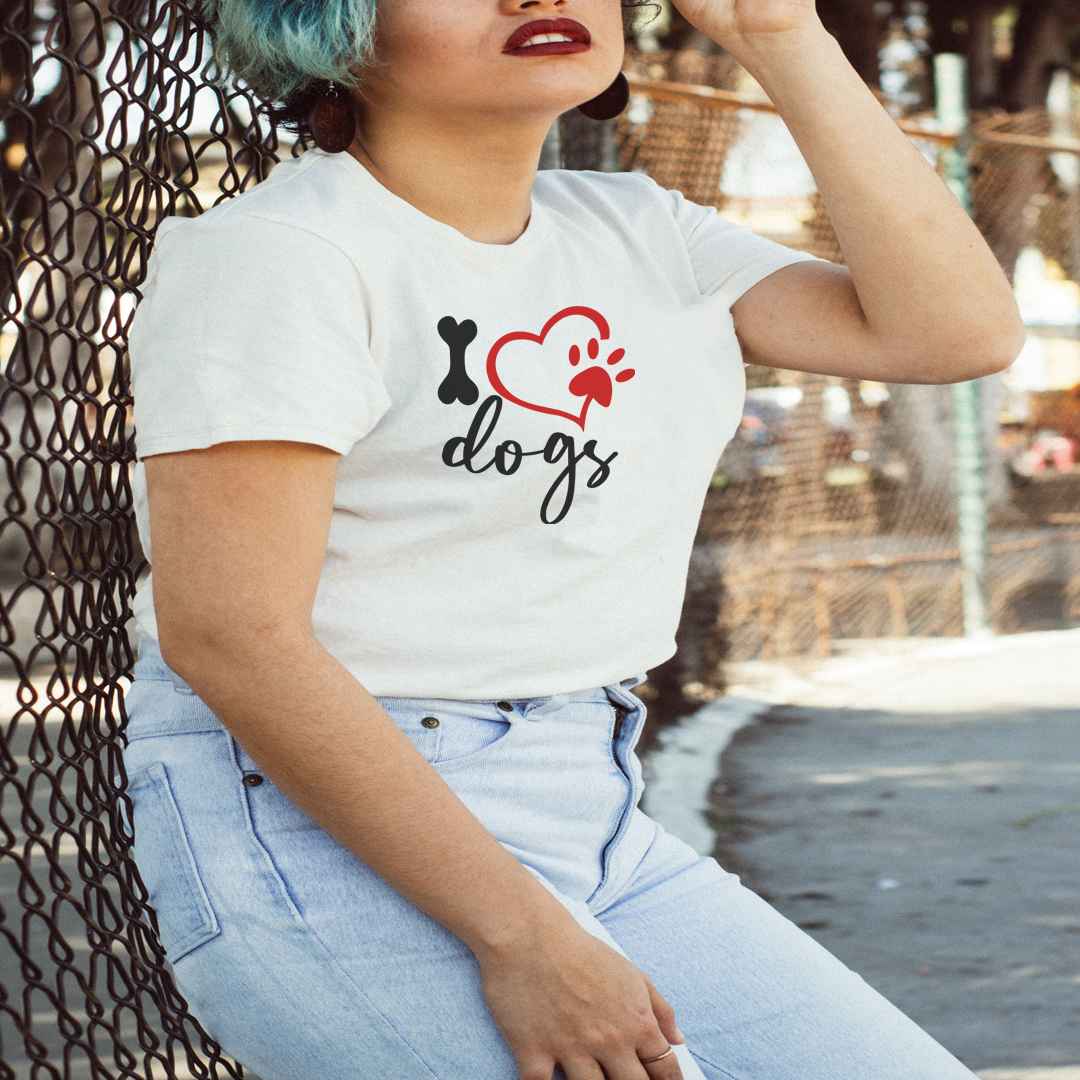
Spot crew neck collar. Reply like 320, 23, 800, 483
312, 146, 553, 266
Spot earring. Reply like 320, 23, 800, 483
576, 71, 629, 120
308, 80, 357, 153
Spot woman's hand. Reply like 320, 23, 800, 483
477, 917, 687, 1079
664, 0, 823, 55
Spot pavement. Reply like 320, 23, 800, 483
661, 627, 1080, 1080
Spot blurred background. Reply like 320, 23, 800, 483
1, 0, 1078, 1076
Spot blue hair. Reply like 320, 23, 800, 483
196, 0, 661, 135
199, 0, 381, 103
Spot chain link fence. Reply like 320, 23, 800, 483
1, 6, 1077, 1076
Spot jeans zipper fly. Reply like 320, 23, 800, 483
591, 702, 633, 904
612, 706, 625, 744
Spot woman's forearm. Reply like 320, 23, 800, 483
162, 628, 570, 960
722, 18, 1025, 373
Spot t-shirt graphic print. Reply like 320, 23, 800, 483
437, 303, 633, 525
127, 147, 829, 699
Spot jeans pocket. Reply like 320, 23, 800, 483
121, 760, 223, 964
377, 699, 521, 772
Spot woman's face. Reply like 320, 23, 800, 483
354, 0, 625, 126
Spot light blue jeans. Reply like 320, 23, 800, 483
120, 631, 979, 1080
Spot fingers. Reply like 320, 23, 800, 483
638, 1041, 685, 1080
562, 1053, 634, 1079
643, 974, 686, 1048
511, 969, 688, 1080
590, 1043, 684, 1080
586, 1003, 686, 1080
556, 1012, 686, 1080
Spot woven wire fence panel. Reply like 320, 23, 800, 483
1, 0, 308, 1074
1, 0, 1078, 1070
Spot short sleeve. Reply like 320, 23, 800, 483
127, 213, 393, 461
654, 178, 830, 310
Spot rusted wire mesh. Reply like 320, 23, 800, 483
0, 3, 1076, 1075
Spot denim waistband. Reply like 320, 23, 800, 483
130, 628, 647, 711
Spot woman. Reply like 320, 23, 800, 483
121, 0, 1023, 1074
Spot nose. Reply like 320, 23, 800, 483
501, 0, 567, 12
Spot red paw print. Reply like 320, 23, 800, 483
487, 305, 635, 430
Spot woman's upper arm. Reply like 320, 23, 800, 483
730, 258, 883, 378
145, 440, 340, 657
127, 211, 393, 655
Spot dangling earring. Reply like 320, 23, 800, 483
308, 80, 357, 153
576, 71, 629, 121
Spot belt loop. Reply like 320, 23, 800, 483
604, 683, 634, 716
521, 694, 556, 719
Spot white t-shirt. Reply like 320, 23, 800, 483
128, 147, 828, 698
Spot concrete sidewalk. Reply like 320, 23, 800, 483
705, 628, 1080, 1080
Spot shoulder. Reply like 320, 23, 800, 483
535, 168, 677, 248
537, 166, 662, 213
149, 150, 362, 274
132, 174, 369, 350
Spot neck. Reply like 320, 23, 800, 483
345, 108, 554, 246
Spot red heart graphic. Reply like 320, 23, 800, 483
486, 305, 627, 431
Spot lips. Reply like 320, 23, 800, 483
503, 17, 591, 52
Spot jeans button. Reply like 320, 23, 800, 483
496, 700, 513, 712
243, 773, 264, 787
421, 715, 440, 729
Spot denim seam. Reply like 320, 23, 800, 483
688, 995, 833, 1076
125, 761, 223, 962
180, 825, 426, 1078
593, 815, 664, 917
685, 1045, 746, 1080
587, 702, 637, 912
226, 735, 442, 1080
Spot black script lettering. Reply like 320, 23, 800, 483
494, 439, 525, 473
582, 443, 618, 487
539, 432, 578, 525
441, 393, 617, 524
442, 394, 505, 472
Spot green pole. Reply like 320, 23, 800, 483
934, 52, 993, 638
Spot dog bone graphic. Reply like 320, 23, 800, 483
436, 315, 479, 405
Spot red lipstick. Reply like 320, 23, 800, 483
503, 17, 591, 56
